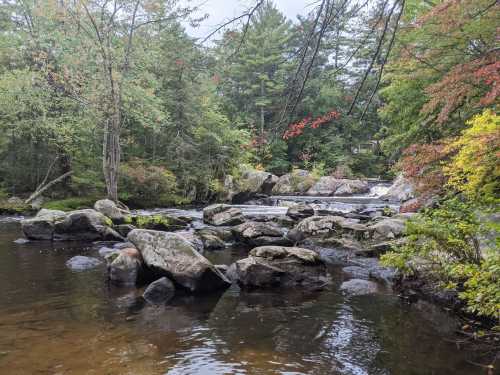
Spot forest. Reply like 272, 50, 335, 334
0, 0, 498, 372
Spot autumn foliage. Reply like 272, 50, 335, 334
283, 110, 340, 140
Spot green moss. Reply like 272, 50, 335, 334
42, 196, 99, 211
131, 214, 189, 231
0, 200, 33, 215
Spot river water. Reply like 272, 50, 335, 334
0, 189, 490, 375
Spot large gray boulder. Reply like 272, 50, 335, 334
228, 246, 330, 289
94, 199, 128, 222
235, 169, 278, 199
272, 169, 317, 195
203, 204, 244, 226
294, 215, 370, 241
21, 209, 66, 240
128, 229, 231, 293
22, 208, 122, 241
307, 177, 369, 196
380, 174, 415, 202
232, 221, 291, 246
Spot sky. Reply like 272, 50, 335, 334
185, 0, 313, 40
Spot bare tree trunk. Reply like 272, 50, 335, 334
103, 98, 121, 202
25, 171, 73, 204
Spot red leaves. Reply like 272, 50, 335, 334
283, 110, 340, 140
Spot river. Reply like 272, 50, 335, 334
0, 187, 488, 374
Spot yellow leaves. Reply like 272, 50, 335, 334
445, 109, 500, 202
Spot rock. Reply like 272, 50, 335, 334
114, 241, 135, 249
272, 169, 317, 195
230, 246, 330, 289
13, 238, 30, 244
98, 246, 118, 257
380, 174, 415, 202
30, 196, 45, 210
196, 227, 234, 242
199, 233, 225, 250
342, 266, 370, 280
106, 248, 143, 285
66, 256, 102, 271
143, 277, 175, 304
232, 170, 278, 203
232, 221, 290, 246
294, 215, 369, 241
114, 224, 136, 237
368, 217, 406, 240
21, 209, 66, 240
130, 214, 191, 232
203, 204, 244, 226
94, 199, 127, 222
287, 203, 315, 221
214, 264, 229, 275
128, 229, 231, 293
307, 177, 368, 196
7, 196, 24, 205
334, 179, 370, 196
53, 209, 123, 241
340, 279, 379, 296
177, 231, 204, 253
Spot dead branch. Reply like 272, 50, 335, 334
25, 171, 73, 204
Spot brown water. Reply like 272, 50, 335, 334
0, 219, 490, 375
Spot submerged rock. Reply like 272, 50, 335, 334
340, 279, 379, 296
128, 229, 231, 293
66, 256, 102, 271
203, 204, 244, 226
229, 246, 330, 289
342, 266, 370, 280
143, 277, 175, 304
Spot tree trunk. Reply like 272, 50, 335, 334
103, 95, 121, 202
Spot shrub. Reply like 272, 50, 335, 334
119, 159, 180, 208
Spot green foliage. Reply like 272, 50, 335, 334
382, 197, 499, 320
119, 159, 180, 208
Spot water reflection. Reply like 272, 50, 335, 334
0, 219, 488, 375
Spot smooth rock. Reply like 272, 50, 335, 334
94, 199, 127, 222
232, 221, 290, 246
106, 248, 142, 285
143, 277, 175, 304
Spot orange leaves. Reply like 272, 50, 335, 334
422, 51, 500, 124
283, 110, 340, 140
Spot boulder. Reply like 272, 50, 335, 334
307, 177, 368, 196
203, 204, 244, 226
340, 279, 379, 296
176, 231, 205, 253
106, 248, 143, 285
66, 256, 102, 271
130, 214, 191, 232
94, 199, 127, 223
21, 209, 66, 240
53, 209, 123, 241
114, 224, 136, 237
287, 203, 315, 221
7, 196, 24, 205
199, 233, 225, 250
368, 217, 406, 241
229, 246, 330, 289
380, 174, 415, 202
128, 229, 231, 293
272, 169, 317, 195
143, 277, 175, 304
294, 215, 369, 240
232, 170, 278, 202
232, 221, 291, 246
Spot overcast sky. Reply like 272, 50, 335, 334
185, 0, 313, 40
